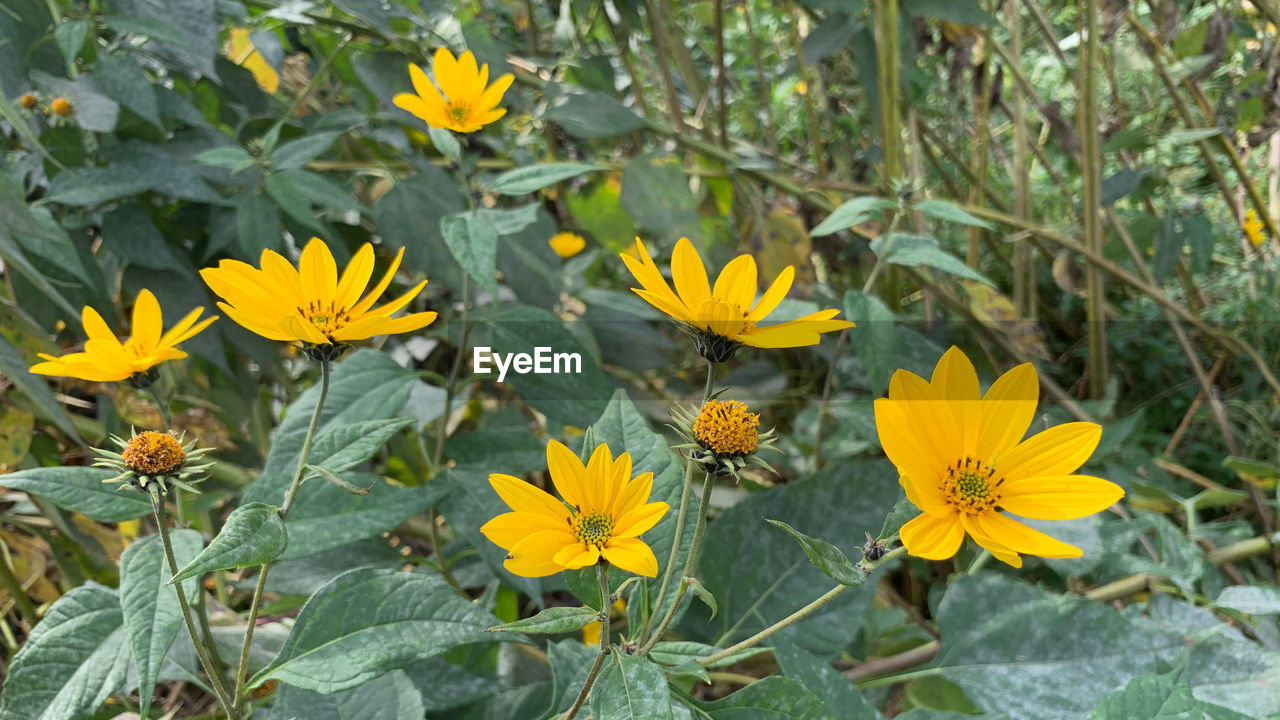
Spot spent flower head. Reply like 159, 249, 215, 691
620, 238, 853, 362
30, 289, 217, 384
672, 398, 778, 481
95, 430, 214, 495
393, 48, 513, 133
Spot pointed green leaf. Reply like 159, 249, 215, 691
911, 199, 994, 229
589, 653, 673, 720
870, 233, 993, 285
0, 467, 151, 522
649, 641, 769, 669
441, 210, 499, 295
171, 503, 287, 582
767, 519, 866, 586
488, 163, 606, 196
689, 676, 833, 718
811, 196, 899, 236
487, 606, 598, 634
120, 530, 202, 718
304, 417, 414, 477
251, 568, 498, 694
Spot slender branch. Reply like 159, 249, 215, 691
641, 468, 714, 654
151, 490, 238, 718
562, 563, 612, 720
640, 360, 718, 646
233, 359, 331, 711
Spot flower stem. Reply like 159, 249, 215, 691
150, 489, 238, 719
233, 358, 331, 711
562, 563, 611, 720
697, 546, 907, 667
640, 360, 718, 645
639, 468, 712, 655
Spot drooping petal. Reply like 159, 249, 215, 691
976, 363, 1038, 461
601, 537, 659, 577
489, 473, 571, 521
998, 474, 1124, 520
996, 422, 1102, 482
546, 439, 588, 510
613, 501, 669, 539
899, 512, 965, 560
670, 238, 711, 310
971, 512, 1083, 559
480, 511, 571, 549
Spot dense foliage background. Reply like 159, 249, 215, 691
1, 0, 1279, 717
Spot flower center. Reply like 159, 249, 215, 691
446, 102, 472, 124
299, 300, 352, 339
694, 399, 760, 457
571, 512, 614, 548
122, 431, 186, 475
941, 456, 1003, 514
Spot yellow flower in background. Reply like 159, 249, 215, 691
393, 48, 513, 133
225, 28, 280, 94
19, 93, 38, 110
549, 232, 586, 259
200, 238, 437, 358
50, 97, 72, 117
795, 80, 808, 95
582, 598, 626, 645
874, 347, 1124, 568
30, 290, 216, 383
1244, 209, 1266, 248
621, 237, 854, 361
481, 440, 669, 578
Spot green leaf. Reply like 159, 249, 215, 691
372, 165, 466, 282
120, 530, 202, 718
237, 192, 284, 257
546, 91, 649, 139
811, 196, 898, 236
485, 305, 615, 426
260, 670, 425, 720
911, 199, 994, 229
101, 15, 190, 48
589, 653, 673, 720
766, 519, 867, 586
95, 54, 162, 129
488, 606, 598, 634
172, 503, 288, 582
901, 0, 995, 26
105, 0, 217, 78
1213, 586, 1280, 615
547, 639, 600, 715
0, 585, 131, 720
843, 289, 895, 395
869, 233, 993, 285
101, 203, 186, 272
306, 465, 372, 495
481, 203, 541, 236
195, 146, 257, 173
688, 676, 833, 719
426, 126, 460, 160
304, 417, 414, 476
877, 496, 916, 541
251, 568, 497, 694
1088, 660, 1252, 720
773, 638, 882, 720
0, 334, 81, 443
488, 163, 606, 196
620, 154, 699, 235
0, 467, 151, 522
271, 131, 343, 171
441, 210, 500, 295
436, 467, 543, 601
649, 641, 769, 669
268, 168, 365, 214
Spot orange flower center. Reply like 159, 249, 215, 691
571, 512, 614, 548
122, 431, 186, 475
694, 399, 760, 457
942, 457, 1003, 515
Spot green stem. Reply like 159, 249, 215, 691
0, 539, 37, 626
640, 360, 717, 645
698, 546, 907, 667
233, 359, 331, 711
640, 469, 713, 654
562, 563, 611, 720
151, 490, 238, 719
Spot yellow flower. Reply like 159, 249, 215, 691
795, 80, 808, 95
1244, 209, 1266, 248
694, 400, 760, 457
225, 27, 280, 94
481, 440, 669, 578
30, 289, 216, 383
393, 48, 513, 133
200, 238, 437, 357
620, 237, 854, 361
19, 93, 38, 110
874, 347, 1124, 568
582, 598, 626, 645
549, 232, 586, 259
50, 97, 72, 117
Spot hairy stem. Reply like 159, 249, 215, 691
562, 563, 612, 720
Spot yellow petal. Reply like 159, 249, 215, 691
972, 512, 1081, 558
490, 473, 571, 520
504, 530, 577, 577
874, 399, 948, 499
633, 289, 696, 326
996, 422, 1102, 482
433, 46, 463, 101
671, 238, 711, 310
602, 537, 659, 576
350, 247, 404, 316
130, 289, 163, 352
976, 363, 1038, 461
711, 254, 757, 311
583, 443, 613, 512
899, 512, 965, 560
931, 346, 980, 400
747, 266, 794, 323
621, 238, 690, 318
998, 474, 1124, 520
299, 238, 338, 308
879, 379, 963, 479
367, 279, 428, 318
959, 514, 1024, 567
601, 451, 631, 514
477, 74, 514, 110
279, 314, 329, 345
557, 544, 600, 570
613, 501, 669, 539
480, 511, 569, 549
81, 305, 117, 343
611, 472, 654, 517
546, 439, 588, 510
334, 244, 375, 311
408, 62, 444, 106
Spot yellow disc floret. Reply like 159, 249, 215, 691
571, 512, 615, 549
122, 431, 187, 476
19, 93, 38, 110
50, 97, 72, 117
694, 399, 760, 457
